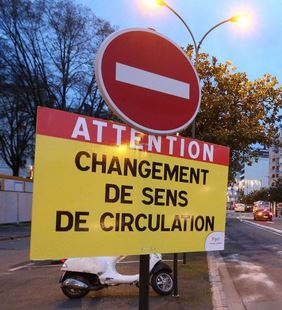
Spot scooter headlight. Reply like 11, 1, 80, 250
62, 262, 68, 268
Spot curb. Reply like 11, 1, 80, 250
0, 234, 30, 242
208, 252, 229, 310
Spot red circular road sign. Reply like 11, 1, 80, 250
95, 28, 201, 135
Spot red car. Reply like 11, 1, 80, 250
253, 208, 273, 221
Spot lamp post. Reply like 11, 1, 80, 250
154, 0, 246, 138
148, 0, 248, 294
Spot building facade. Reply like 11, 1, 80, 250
268, 128, 282, 187
238, 149, 269, 195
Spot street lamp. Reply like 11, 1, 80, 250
152, 0, 248, 137
155, 0, 246, 65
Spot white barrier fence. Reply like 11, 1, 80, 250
0, 191, 32, 224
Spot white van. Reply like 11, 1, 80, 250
234, 203, 245, 212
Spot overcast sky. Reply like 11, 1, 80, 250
78, 0, 282, 83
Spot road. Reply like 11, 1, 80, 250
1, 214, 282, 310
220, 212, 282, 310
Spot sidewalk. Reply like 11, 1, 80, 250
0, 222, 31, 241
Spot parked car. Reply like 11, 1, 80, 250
277, 202, 282, 218
253, 208, 273, 221
245, 205, 253, 212
253, 201, 271, 213
234, 203, 245, 212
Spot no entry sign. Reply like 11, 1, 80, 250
95, 28, 201, 135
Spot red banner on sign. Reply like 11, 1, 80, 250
37, 107, 229, 166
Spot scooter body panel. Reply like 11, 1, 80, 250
61, 256, 109, 274
60, 254, 171, 294
150, 261, 172, 275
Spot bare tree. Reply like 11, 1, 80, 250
0, 0, 115, 175
0, 0, 114, 119
0, 90, 34, 176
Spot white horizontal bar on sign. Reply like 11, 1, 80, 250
116, 62, 190, 99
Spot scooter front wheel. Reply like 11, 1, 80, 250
151, 270, 173, 296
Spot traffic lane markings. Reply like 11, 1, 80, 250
9, 262, 35, 272
241, 219, 282, 236
8, 260, 64, 272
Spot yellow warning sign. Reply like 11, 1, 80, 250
30, 107, 229, 259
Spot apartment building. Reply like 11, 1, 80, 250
269, 128, 282, 187
238, 149, 269, 195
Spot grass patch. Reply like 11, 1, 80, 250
150, 252, 213, 310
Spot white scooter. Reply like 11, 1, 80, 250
60, 254, 173, 298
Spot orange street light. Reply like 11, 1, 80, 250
156, 0, 248, 63
197, 15, 249, 52
230, 14, 250, 28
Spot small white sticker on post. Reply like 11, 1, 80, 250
205, 231, 225, 251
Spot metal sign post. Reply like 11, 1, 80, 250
173, 253, 179, 297
183, 253, 187, 264
139, 255, 150, 310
